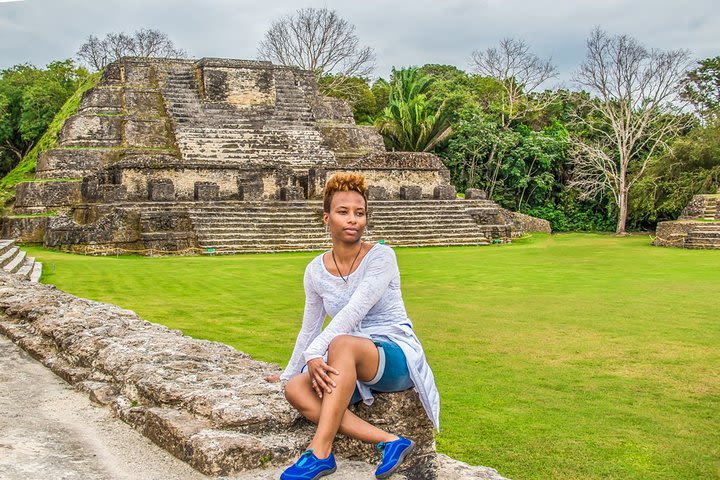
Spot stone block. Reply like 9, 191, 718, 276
98, 184, 128, 202
59, 115, 123, 147
194, 182, 220, 201
124, 90, 161, 115
36, 148, 118, 179
400, 185, 422, 200
14, 181, 82, 208
0, 216, 48, 243
280, 186, 304, 201
433, 185, 456, 200
148, 179, 175, 201
238, 182, 263, 201
367, 185, 388, 200
79, 88, 123, 113
464, 188, 487, 200
311, 97, 354, 122
125, 118, 168, 148
124, 63, 153, 85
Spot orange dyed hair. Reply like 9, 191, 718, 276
322, 172, 368, 213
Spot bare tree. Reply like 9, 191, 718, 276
257, 7, 375, 93
77, 28, 187, 71
469, 38, 558, 198
570, 27, 691, 234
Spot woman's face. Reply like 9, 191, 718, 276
324, 190, 367, 244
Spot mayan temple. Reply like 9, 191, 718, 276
2, 57, 536, 254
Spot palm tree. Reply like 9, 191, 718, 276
376, 68, 452, 152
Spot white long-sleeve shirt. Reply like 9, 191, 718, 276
281, 243, 440, 430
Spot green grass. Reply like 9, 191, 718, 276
23, 234, 720, 480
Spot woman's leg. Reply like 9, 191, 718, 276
284, 335, 398, 457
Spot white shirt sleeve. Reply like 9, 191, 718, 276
280, 263, 326, 381
302, 246, 397, 362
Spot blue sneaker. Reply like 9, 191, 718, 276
374, 436, 415, 479
280, 449, 337, 480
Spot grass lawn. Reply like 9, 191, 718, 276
23, 233, 720, 480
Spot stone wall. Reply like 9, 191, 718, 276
0, 272, 438, 478
508, 211, 552, 236
679, 195, 707, 219
654, 220, 696, 247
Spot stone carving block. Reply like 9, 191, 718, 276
400, 185, 422, 201
465, 188, 487, 200
367, 185, 388, 200
14, 181, 82, 208
125, 118, 169, 148
59, 115, 123, 147
433, 185, 456, 200
280, 186, 304, 201
194, 182, 219, 201
148, 179, 175, 201
98, 185, 128, 202
238, 182, 263, 201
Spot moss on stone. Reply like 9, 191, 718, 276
0, 72, 102, 208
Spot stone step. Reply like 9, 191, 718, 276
199, 239, 491, 253
30, 261, 42, 283
3, 248, 26, 273
0, 246, 20, 268
0, 239, 15, 256
16, 257, 35, 279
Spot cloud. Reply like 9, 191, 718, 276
1, 0, 718, 81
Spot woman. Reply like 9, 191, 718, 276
277, 172, 440, 480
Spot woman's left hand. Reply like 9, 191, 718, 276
306, 357, 339, 398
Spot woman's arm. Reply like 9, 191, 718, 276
280, 264, 327, 381
303, 246, 397, 362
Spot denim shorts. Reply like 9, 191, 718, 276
349, 339, 414, 405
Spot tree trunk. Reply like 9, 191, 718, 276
616, 188, 629, 235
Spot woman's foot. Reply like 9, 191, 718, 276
280, 449, 337, 480
374, 436, 415, 479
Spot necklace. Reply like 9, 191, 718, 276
331, 241, 363, 284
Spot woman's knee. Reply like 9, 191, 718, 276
327, 334, 359, 359
284, 375, 306, 406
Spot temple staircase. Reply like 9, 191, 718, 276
684, 223, 720, 249
185, 199, 508, 254
158, 65, 335, 171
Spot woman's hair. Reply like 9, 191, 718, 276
322, 172, 368, 213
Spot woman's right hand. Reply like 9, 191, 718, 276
306, 357, 339, 398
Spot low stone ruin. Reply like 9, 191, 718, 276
654, 189, 720, 249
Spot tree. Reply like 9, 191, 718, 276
570, 27, 692, 234
77, 28, 187, 71
681, 56, 720, 120
375, 68, 451, 152
469, 38, 558, 198
0, 60, 87, 176
257, 7, 375, 94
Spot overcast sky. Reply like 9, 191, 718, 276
1, 0, 718, 86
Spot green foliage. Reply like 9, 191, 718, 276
26, 235, 720, 480
681, 56, 720, 119
376, 67, 452, 151
0, 71, 101, 208
629, 117, 720, 227
318, 74, 380, 124
0, 60, 88, 180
